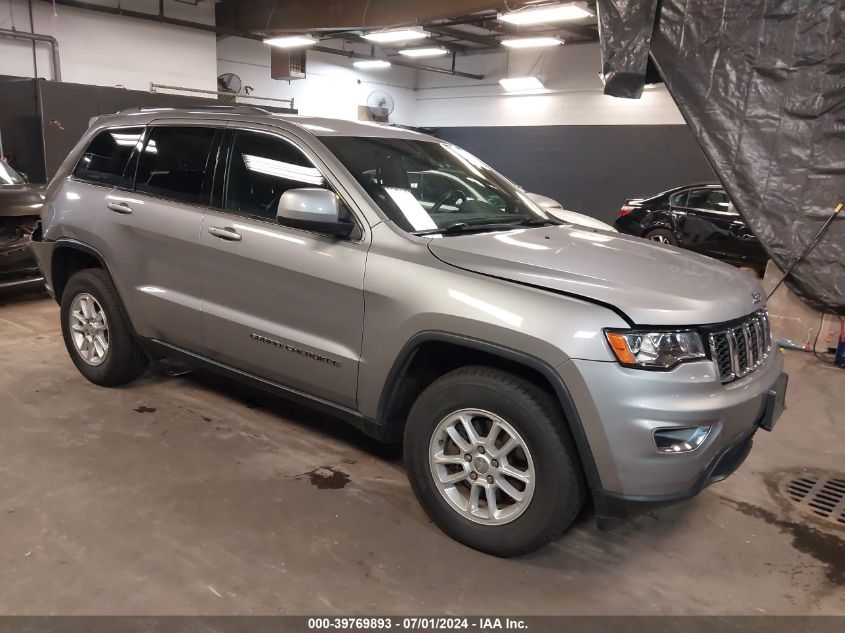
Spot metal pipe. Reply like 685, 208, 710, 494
150, 83, 295, 108
312, 46, 484, 80
29, 1, 38, 79
0, 28, 61, 80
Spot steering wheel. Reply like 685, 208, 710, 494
430, 189, 467, 214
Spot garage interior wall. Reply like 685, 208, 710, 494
0, 0, 217, 91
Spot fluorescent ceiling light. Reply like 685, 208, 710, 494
498, 3, 592, 25
362, 27, 428, 43
499, 76, 545, 91
264, 35, 318, 48
354, 59, 392, 69
398, 47, 448, 58
501, 36, 563, 48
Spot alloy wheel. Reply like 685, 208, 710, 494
428, 408, 535, 525
69, 293, 110, 366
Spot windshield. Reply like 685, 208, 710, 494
0, 160, 25, 185
320, 136, 546, 233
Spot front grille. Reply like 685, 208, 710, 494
708, 310, 771, 383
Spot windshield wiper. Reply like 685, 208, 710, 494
412, 217, 557, 236
412, 222, 513, 236
517, 217, 559, 227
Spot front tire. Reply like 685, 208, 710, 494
404, 366, 585, 557
60, 268, 148, 387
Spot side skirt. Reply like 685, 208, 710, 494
137, 337, 384, 440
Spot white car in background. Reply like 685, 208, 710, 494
527, 192, 617, 232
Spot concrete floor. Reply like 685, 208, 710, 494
0, 292, 843, 615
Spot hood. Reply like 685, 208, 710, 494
0, 184, 45, 217
428, 225, 765, 326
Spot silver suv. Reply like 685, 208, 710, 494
31, 107, 787, 556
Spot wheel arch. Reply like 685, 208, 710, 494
375, 331, 603, 493
50, 240, 115, 302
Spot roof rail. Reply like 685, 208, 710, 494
114, 105, 274, 116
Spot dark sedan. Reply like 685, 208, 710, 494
613, 183, 769, 275
1, 159, 45, 291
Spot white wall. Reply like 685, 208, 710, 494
0, 0, 217, 91
216, 37, 418, 126
415, 42, 684, 127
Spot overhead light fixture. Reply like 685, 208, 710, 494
354, 59, 392, 69
264, 35, 318, 48
362, 27, 428, 43
498, 3, 592, 25
398, 47, 449, 58
501, 36, 564, 48
499, 76, 545, 91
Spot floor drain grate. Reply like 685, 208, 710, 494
778, 469, 845, 527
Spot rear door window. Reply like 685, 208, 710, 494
686, 189, 712, 211
669, 190, 688, 207
135, 126, 217, 205
73, 127, 145, 187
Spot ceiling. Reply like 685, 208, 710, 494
216, 0, 600, 54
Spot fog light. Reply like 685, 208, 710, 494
653, 426, 710, 453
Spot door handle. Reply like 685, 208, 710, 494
208, 226, 242, 242
106, 201, 133, 214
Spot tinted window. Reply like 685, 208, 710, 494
686, 188, 730, 212
669, 190, 687, 207
73, 127, 144, 186
135, 127, 216, 205
224, 130, 325, 221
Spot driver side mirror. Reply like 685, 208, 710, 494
277, 188, 356, 238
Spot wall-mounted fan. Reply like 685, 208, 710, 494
366, 90, 395, 121
217, 73, 243, 94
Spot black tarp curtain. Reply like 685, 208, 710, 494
597, 0, 845, 313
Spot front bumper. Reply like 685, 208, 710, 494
558, 349, 785, 516
595, 422, 757, 521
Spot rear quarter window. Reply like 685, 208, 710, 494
73, 127, 145, 187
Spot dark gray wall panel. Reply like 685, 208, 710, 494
435, 124, 715, 224
0, 76, 44, 183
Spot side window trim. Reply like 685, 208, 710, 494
211, 128, 234, 210
115, 125, 151, 192
215, 125, 366, 241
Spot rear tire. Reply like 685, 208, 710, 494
60, 268, 148, 387
645, 228, 678, 246
404, 366, 585, 557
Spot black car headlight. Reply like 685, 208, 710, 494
604, 329, 706, 369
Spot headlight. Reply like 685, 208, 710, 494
604, 329, 706, 369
